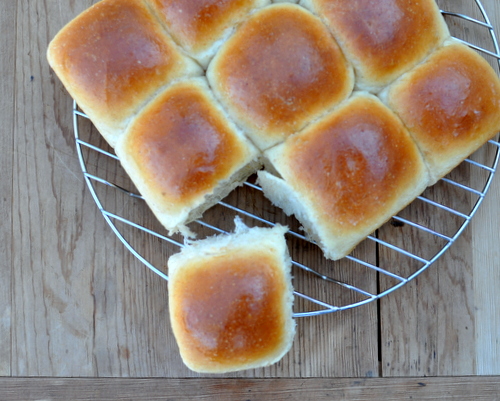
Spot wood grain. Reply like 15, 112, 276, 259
0, 377, 499, 400
11, 0, 98, 376
9, 0, 381, 378
472, 160, 500, 375
378, 167, 477, 376
3, 0, 500, 383
377, 0, 500, 377
467, 0, 500, 377
0, 0, 17, 378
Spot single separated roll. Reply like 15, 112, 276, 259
300, 0, 450, 92
258, 93, 430, 260
115, 78, 260, 236
149, 0, 270, 68
168, 218, 295, 373
207, 3, 354, 150
380, 39, 500, 184
47, 0, 202, 147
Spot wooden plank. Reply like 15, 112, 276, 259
0, 0, 17, 377
0, 377, 499, 400
19, 0, 381, 378
9, 0, 499, 379
10, 0, 185, 378
378, 168, 476, 376
378, 0, 500, 377
472, 155, 500, 375
469, 0, 500, 378
11, 0, 100, 376
77, 164, 380, 377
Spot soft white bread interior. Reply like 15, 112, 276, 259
168, 218, 295, 373
300, 0, 450, 92
149, 0, 270, 68
380, 39, 500, 184
115, 78, 260, 237
47, 0, 202, 147
206, 3, 354, 151
258, 93, 430, 260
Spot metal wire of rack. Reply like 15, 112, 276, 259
73, 0, 500, 318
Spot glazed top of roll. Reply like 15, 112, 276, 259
116, 78, 256, 215
382, 40, 500, 183
47, 0, 202, 145
302, 0, 450, 91
168, 221, 294, 373
207, 3, 354, 150
268, 93, 428, 232
150, 0, 269, 64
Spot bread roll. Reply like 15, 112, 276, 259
115, 78, 260, 236
47, 0, 202, 147
258, 93, 430, 260
149, 0, 270, 68
207, 3, 354, 151
168, 218, 295, 373
300, 0, 450, 92
380, 40, 500, 184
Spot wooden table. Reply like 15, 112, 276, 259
2, 0, 500, 399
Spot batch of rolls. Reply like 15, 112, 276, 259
48, 0, 500, 373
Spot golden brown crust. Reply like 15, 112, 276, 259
207, 3, 354, 150
47, 0, 202, 146
115, 78, 259, 235
168, 221, 294, 373
150, 0, 268, 58
286, 94, 426, 230
259, 93, 429, 259
383, 41, 500, 183
48, 0, 500, 258
170, 251, 287, 369
118, 79, 253, 209
302, 0, 449, 91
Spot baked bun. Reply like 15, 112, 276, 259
380, 40, 500, 184
47, 0, 202, 147
300, 0, 450, 92
168, 218, 295, 373
206, 3, 354, 151
115, 78, 260, 236
149, 0, 270, 68
258, 93, 430, 260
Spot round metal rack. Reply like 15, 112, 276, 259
73, 0, 500, 318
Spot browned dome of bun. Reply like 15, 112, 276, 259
300, 0, 450, 92
47, 0, 202, 147
168, 219, 295, 373
115, 78, 260, 236
149, 0, 270, 67
381, 40, 500, 184
258, 93, 430, 260
207, 3, 354, 151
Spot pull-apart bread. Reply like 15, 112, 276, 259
115, 78, 260, 236
168, 219, 295, 373
46, 0, 203, 148
258, 93, 430, 261
207, 3, 354, 150
300, 0, 450, 92
48, 1, 500, 254
380, 40, 500, 185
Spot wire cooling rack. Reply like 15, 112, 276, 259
73, 0, 500, 318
